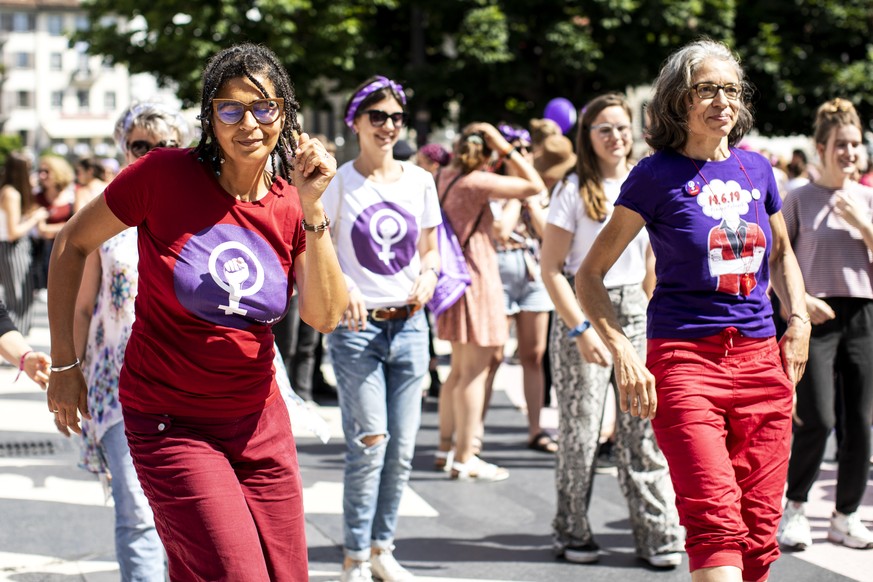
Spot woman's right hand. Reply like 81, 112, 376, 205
465, 122, 511, 154
612, 339, 657, 419
342, 287, 368, 332
574, 330, 611, 367
806, 295, 836, 325
46, 367, 90, 435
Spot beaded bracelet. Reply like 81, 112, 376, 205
301, 216, 331, 232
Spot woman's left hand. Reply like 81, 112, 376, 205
778, 318, 811, 384
292, 133, 337, 204
833, 191, 869, 231
407, 269, 438, 306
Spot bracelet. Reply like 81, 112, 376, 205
422, 267, 440, 278
49, 359, 81, 373
567, 321, 591, 338
502, 146, 518, 159
788, 312, 811, 325
301, 216, 330, 232
14, 350, 33, 382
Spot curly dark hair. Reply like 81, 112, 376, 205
194, 43, 301, 181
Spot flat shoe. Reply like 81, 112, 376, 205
434, 449, 454, 472
528, 431, 558, 453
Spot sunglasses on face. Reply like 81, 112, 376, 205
128, 139, 180, 159
364, 109, 407, 128
691, 82, 742, 101
213, 98, 285, 125
590, 123, 632, 139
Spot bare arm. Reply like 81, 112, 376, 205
407, 226, 440, 307
47, 194, 128, 433
643, 244, 656, 299
540, 223, 610, 366
73, 252, 101, 362
1, 187, 48, 241
292, 133, 349, 333
0, 329, 50, 388
768, 211, 811, 384
575, 206, 654, 418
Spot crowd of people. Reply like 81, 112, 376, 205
0, 36, 870, 582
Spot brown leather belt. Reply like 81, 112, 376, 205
368, 304, 421, 322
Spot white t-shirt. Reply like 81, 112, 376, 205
546, 173, 648, 288
322, 161, 442, 309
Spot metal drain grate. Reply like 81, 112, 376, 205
0, 440, 57, 457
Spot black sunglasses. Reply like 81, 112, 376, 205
364, 109, 407, 128
128, 139, 180, 159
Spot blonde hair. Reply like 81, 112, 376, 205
813, 98, 861, 146
39, 155, 75, 192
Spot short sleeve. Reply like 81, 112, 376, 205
615, 160, 657, 223
102, 151, 162, 227
419, 169, 442, 229
764, 161, 783, 215
546, 176, 579, 234
781, 190, 799, 242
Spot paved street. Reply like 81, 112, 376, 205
1, 301, 871, 581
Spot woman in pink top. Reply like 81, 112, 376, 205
778, 98, 873, 552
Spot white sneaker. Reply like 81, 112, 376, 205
644, 552, 683, 568
434, 449, 454, 473
828, 511, 873, 549
778, 501, 813, 550
450, 456, 509, 482
370, 548, 415, 581
341, 561, 373, 582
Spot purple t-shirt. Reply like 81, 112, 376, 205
616, 148, 781, 339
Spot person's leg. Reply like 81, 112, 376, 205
649, 346, 746, 576
292, 319, 320, 402
613, 287, 683, 559
328, 324, 390, 565
726, 345, 793, 582
123, 408, 274, 582
436, 351, 458, 461
785, 323, 840, 502
550, 315, 611, 557
452, 342, 504, 464
101, 422, 165, 582
833, 299, 873, 514
0, 238, 35, 335
232, 401, 309, 582
372, 313, 429, 553
516, 310, 550, 444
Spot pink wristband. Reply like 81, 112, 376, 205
15, 350, 32, 382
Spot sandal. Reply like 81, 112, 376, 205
434, 449, 454, 472
450, 456, 509, 482
528, 431, 558, 454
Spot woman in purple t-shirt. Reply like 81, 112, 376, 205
575, 39, 810, 582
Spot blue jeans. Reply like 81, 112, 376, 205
328, 311, 429, 560
102, 422, 166, 581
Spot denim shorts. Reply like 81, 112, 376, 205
496, 248, 554, 315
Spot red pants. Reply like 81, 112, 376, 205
648, 332, 792, 582
124, 398, 308, 581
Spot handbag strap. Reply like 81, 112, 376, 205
438, 169, 488, 250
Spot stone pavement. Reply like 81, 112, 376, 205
0, 301, 870, 581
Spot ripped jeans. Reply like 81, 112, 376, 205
328, 311, 429, 560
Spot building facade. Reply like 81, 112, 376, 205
0, 0, 176, 159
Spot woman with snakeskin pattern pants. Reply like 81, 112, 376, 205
541, 93, 684, 568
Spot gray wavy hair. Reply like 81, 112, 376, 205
646, 38, 754, 152
114, 101, 192, 153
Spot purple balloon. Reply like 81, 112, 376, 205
543, 97, 577, 134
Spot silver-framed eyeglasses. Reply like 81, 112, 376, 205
590, 122, 632, 139
692, 82, 742, 101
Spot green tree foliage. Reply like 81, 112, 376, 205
75, 0, 873, 137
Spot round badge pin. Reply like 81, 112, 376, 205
685, 180, 700, 196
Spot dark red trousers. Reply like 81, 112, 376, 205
124, 398, 308, 581
648, 332, 792, 582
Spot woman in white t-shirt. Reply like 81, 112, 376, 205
322, 76, 441, 582
540, 93, 683, 567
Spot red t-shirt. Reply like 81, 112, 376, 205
103, 148, 306, 417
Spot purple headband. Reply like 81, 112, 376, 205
344, 76, 407, 129
498, 123, 531, 144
